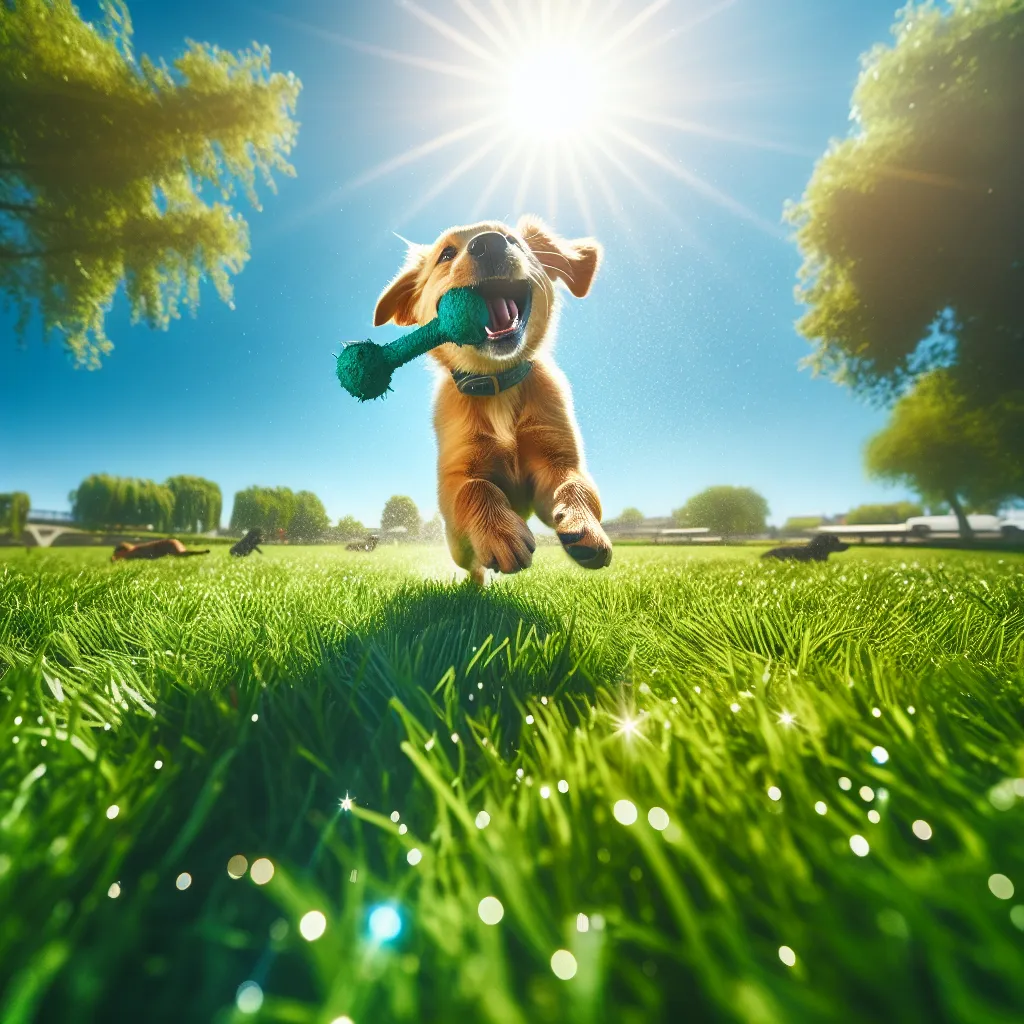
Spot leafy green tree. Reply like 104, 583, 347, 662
71, 474, 173, 529
865, 372, 1022, 537
420, 513, 444, 543
166, 475, 221, 534
616, 507, 645, 527
0, 0, 300, 366
381, 495, 420, 537
230, 486, 296, 537
0, 492, 30, 537
673, 486, 769, 538
846, 502, 923, 525
789, 0, 1024, 412
289, 491, 329, 543
335, 515, 366, 540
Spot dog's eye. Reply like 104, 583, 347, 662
437, 245, 458, 264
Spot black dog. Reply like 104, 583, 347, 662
762, 533, 849, 562
346, 535, 379, 552
230, 529, 263, 557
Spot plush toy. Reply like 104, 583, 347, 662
336, 287, 490, 402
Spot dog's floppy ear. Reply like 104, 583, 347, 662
374, 246, 428, 327
517, 215, 602, 298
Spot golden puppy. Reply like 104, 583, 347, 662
374, 215, 612, 584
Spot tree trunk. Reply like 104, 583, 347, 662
947, 492, 973, 540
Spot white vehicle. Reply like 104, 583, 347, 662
1000, 510, 1024, 539
904, 513, 1002, 537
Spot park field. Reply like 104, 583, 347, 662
1, 544, 1023, 1023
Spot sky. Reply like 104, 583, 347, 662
0, 0, 919, 528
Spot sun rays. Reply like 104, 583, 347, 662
282, 0, 802, 238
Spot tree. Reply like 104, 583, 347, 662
789, 0, 1024, 416
1, 0, 300, 366
420, 513, 444, 543
335, 515, 366, 540
846, 502, 923, 525
166, 475, 221, 534
381, 495, 420, 537
289, 491, 329, 543
0, 492, 30, 538
617, 507, 645, 527
229, 486, 296, 537
864, 372, 1022, 537
673, 486, 769, 538
70, 474, 173, 529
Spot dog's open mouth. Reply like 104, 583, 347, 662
473, 279, 532, 355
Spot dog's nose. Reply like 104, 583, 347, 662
467, 231, 508, 260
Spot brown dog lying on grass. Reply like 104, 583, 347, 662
111, 539, 210, 562
374, 215, 612, 585
761, 534, 849, 562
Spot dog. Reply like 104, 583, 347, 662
111, 538, 210, 562
761, 534, 849, 562
374, 216, 611, 584
230, 529, 263, 557
346, 535, 379, 552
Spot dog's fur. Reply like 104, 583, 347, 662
761, 534, 849, 562
374, 216, 611, 584
346, 535, 379, 552
230, 529, 263, 557
111, 538, 210, 562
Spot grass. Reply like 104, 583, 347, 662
1, 543, 1023, 1024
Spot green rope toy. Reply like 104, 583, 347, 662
336, 287, 489, 402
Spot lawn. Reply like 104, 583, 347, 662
1, 544, 1023, 1023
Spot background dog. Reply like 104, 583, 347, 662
111, 538, 210, 561
761, 534, 850, 562
374, 215, 611, 584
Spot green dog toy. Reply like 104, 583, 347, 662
336, 287, 490, 402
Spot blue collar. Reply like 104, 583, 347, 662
451, 361, 533, 397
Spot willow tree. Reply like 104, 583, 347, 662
865, 372, 1022, 537
288, 491, 329, 543
166, 475, 222, 533
0, 492, 30, 537
789, 0, 1024, 412
70, 474, 174, 529
0, 0, 300, 366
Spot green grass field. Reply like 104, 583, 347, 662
2, 544, 1023, 1023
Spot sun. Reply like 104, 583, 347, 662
284, 0, 799, 236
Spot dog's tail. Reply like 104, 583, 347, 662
179, 549, 211, 557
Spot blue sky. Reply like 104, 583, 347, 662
0, 0, 917, 527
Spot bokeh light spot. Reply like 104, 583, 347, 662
369, 904, 402, 941
250, 858, 275, 885
107, 882, 121, 899
106, 804, 119, 820
478, 896, 504, 925
850, 835, 870, 857
551, 949, 578, 980
648, 807, 670, 831
988, 874, 1014, 900
475, 810, 490, 829
815, 801, 828, 815
227, 855, 248, 879
613, 800, 638, 825
778, 945, 796, 967
407, 848, 423, 866
558, 780, 569, 793
767, 786, 782, 802
300, 910, 327, 941
175, 872, 192, 890
838, 777, 852, 791
236, 981, 263, 1014
871, 746, 889, 764
912, 820, 932, 840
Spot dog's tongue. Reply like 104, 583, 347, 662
486, 296, 518, 334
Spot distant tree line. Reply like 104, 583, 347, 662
71, 474, 221, 533
229, 486, 329, 543
0, 492, 30, 537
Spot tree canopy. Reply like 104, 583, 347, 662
673, 486, 769, 537
845, 502, 923, 525
381, 495, 420, 536
616, 507, 645, 527
865, 371, 1023, 535
166, 475, 221, 534
230, 486, 294, 538
71, 474, 173, 530
335, 515, 366, 540
0, 0, 300, 366
0, 492, 30, 537
789, 0, 1024, 404
289, 491, 330, 543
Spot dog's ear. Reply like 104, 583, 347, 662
374, 246, 428, 327
517, 215, 602, 298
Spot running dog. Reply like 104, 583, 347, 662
373, 216, 611, 584
111, 538, 210, 561
762, 534, 849, 562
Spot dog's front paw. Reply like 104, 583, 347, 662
554, 507, 612, 569
471, 513, 536, 575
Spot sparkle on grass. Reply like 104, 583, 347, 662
730, 703, 741, 713
988, 874, 1014, 900
398, 823, 408, 835
106, 804, 119, 820
525, 714, 535, 725
871, 746, 889, 764
778, 711, 796, 727
912, 820, 932, 840
250, 858, 274, 885
339, 792, 354, 812
871, 707, 882, 718
1010, 905, 1024, 931
227, 854, 248, 879
451, 732, 460, 744
175, 872, 192, 890
236, 980, 263, 1015
868, 810, 881, 824
369, 905, 402, 941
850, 835, 870, 857
613, 799, 638, 825
648, 807, 670, 831
815, 801, 828, 815
299, 910, 327, 941
154, 760, 163, 770
475, 810, 491, 829
478, 896, 504, 925
838, 777, 852, 791
330, 1018, 354, 1024
540, 785, 551, 799
407, 848, 423, 866
551, 949, 578, 980
778, 945, 797, 967
107, 882, 121, 899
859, 786, 875, 802
251, 713, 258, 723
558, 780, 569, 794
390, 811, 400, 823
907, 706, 916, 715
767, 787, 782, 802
577, 913, 590, 932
